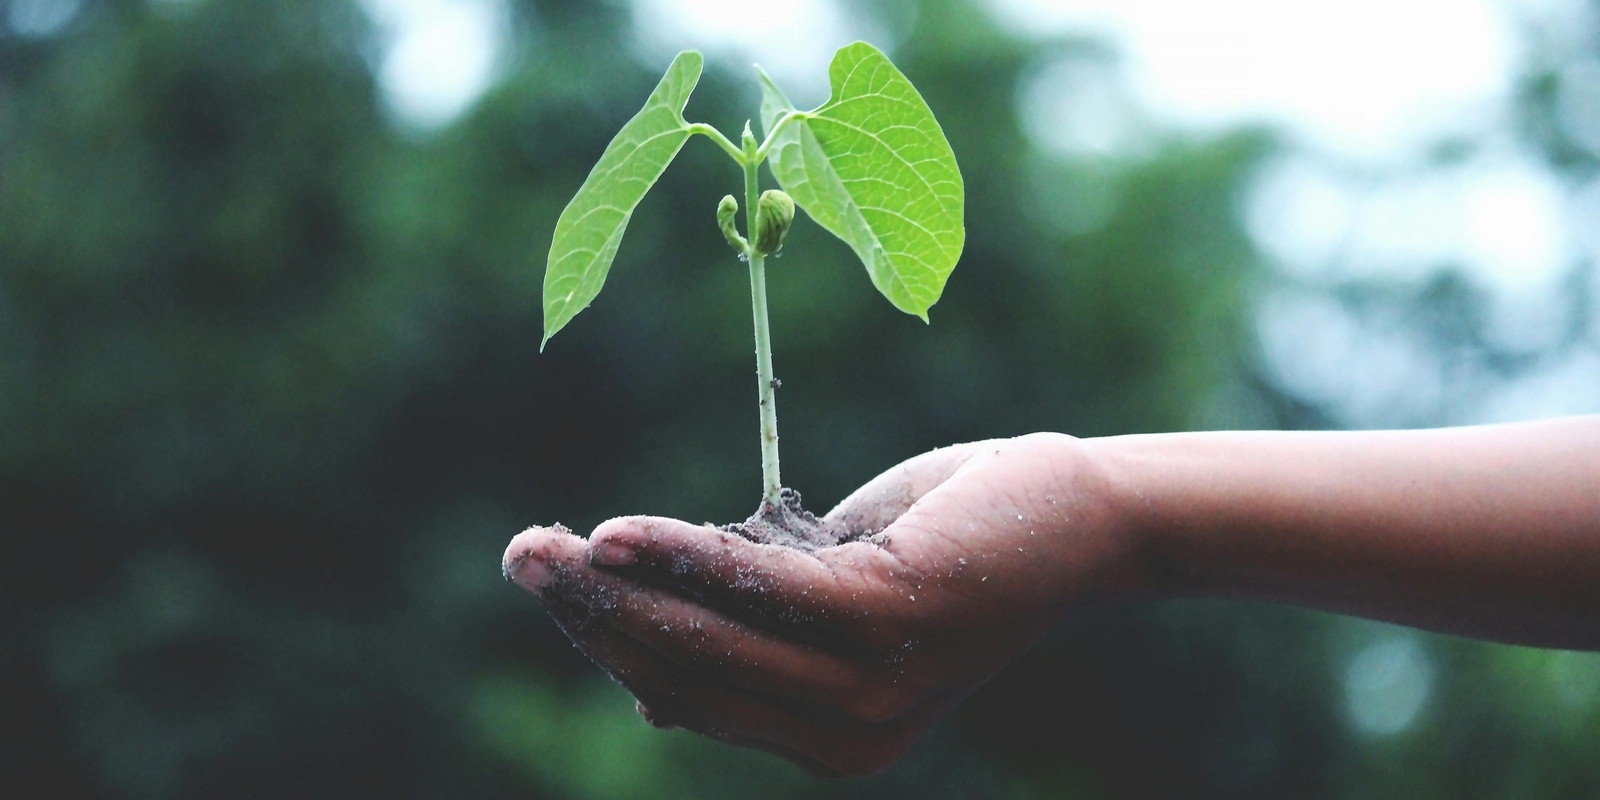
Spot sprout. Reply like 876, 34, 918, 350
717, 194, 746, 254
753, 189, 794, 256
539, 43, 964, 504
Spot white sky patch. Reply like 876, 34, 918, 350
1256, 287, 1448, 427
1472, 350, 1600, 423
361, 0, 510, 130
994, 1, 1592, 411
1249, 154, 1574, 341
988, 0, 1517, 161
630, 0, 872, 106
1243, 157, 1363, 280
1248, 149, 1571, 291
1573, 175, 1600, 257
1557, 59, 1600, 156
1343, 632, 1435, 737
1457, 163, 1570, 291
7, 0, 82, 36
1017, 52, 1155, 159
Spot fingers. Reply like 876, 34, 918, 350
551, 610, 923, 777
502, 523, 586, 590
566, 562, 903, 714
528, 570, 924, 777
533, 591, 830, 775
586, 516, 905, 637
507, 523, 906, 718
822, 440, 996, 536
505, 525, 937, 774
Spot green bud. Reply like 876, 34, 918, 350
716, 194, 746, 255
753, 189, 794, 256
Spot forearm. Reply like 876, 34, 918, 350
1088, 417, 1600, 649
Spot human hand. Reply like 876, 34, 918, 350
502, 433, 1146, 776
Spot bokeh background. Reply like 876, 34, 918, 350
4, 0, 1599, 796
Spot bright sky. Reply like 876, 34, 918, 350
359, 0, 509, 130
362, 0, 1527, 155
989, 0, 1519, 159
631, 0, 862, 104
6, 0, 83, 35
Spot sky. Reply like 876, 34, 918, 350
361, 0, 1524, 154
354, 0, 1599, 425
991, 0, 1517, 158
358, 0, 510, 129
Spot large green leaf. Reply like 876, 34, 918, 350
541, 51, 703, 348
760, 42, 964, 321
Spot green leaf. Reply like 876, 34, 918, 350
760, 42, 964, 321
541, 51, 703, 348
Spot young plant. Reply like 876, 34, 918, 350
541, 42, 964, 510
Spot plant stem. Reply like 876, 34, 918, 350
742, 126, 782, 506
751, 110, 808, 163
688, 123, 745, 164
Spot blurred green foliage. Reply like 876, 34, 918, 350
2, 0, 1596, 798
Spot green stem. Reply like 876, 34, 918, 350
752, 111, 808, 163
688, 123, 746, 165
742, 126, 782, 506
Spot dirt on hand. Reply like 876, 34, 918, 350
719, 487, 860, 552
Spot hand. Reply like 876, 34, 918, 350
502, 433, 1146, 776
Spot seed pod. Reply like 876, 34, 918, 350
753, 189, 794, 256
716, 194, 746, 254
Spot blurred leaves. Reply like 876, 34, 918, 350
2, 0, 1596, 798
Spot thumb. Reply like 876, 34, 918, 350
823, 440, 999, 537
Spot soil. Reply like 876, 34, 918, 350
718, 487, 858, 552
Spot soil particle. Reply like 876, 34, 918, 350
719, 488, 857, 552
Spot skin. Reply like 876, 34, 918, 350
502, 416, 1600, 777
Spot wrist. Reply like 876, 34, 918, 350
1002, 432, 1160, 610
1077, 433, 1185, 601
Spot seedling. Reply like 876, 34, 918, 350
541, 42, 964, 510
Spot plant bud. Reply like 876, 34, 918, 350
753, 189, 794, 256
716, 194, 746, 254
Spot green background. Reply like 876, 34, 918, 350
3, 0, 1597, 797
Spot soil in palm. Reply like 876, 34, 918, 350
719, 488, 857, 552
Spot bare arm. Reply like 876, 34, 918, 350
1098, 416, 1600, 649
